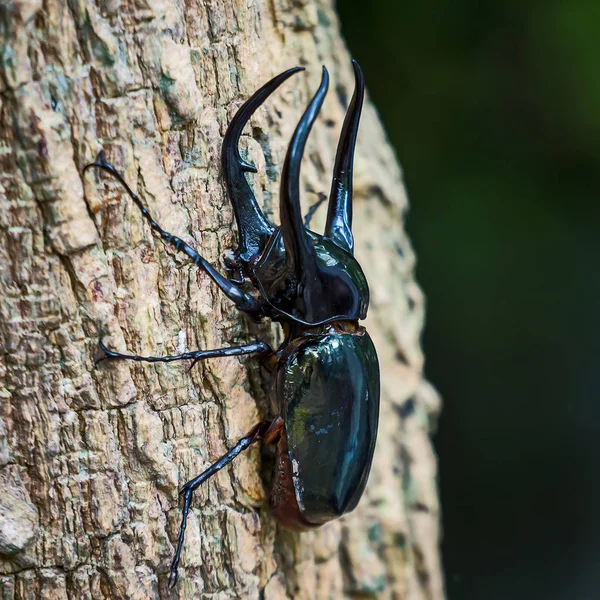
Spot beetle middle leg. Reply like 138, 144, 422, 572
95, 339, 273, 370
84, 152, 264, 319
168, 418, 282, 588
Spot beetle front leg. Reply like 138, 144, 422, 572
168, 419, 276, 588
84, 153, 265, 319
303, 190, 328, 229
223, 250, 246, 285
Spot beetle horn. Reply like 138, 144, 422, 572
280, 66, 329, 274
324, 60, 365, 255
222, 66, 304, 262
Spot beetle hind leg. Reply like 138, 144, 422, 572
168, 419, 278, 588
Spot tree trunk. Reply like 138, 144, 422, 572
0, 1, 443, 598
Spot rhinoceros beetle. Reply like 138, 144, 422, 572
84, 60, 379, 587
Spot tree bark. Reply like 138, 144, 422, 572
0, 1, 443, 598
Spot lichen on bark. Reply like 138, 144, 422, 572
0, 0, 443, 598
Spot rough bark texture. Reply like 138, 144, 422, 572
0, 1, 443, 598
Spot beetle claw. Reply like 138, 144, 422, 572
94, 337, 112, 366
167, 567, 179, 589
178, 481, 192, 496
83, 150, 115, 175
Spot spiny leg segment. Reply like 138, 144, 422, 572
95, 338, 273, 370
84, 152, 264, 319
168, 419, 281, 588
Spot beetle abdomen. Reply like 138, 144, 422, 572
278, 331, 380, 525
270, 433, 319, 531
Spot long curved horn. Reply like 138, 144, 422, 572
280, 66, 329, 274
324, 60, 365, 254
222, 67, 304, 261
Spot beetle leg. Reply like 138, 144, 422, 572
84, 153, 265, 319
303, 191, 328, 229
223, 251, 246, 285
94, 338, 274, 369
222, 67, 304, 263
262, 416, 284, 444
168, 419, 273, 588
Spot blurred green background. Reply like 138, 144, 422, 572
339, 1, 600, 598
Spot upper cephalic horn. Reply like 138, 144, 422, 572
324, 60, 365, 255
222, 66, 304, 262
279, 66, 330, 274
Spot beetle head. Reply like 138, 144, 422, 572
252, 64, 369, 325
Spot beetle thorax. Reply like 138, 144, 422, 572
251, 229, 370, 326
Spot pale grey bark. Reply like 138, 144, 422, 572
0, 1, 443, 598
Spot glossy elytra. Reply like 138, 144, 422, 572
84, 60, 380, 587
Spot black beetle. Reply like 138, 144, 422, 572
84, 60, 379, 587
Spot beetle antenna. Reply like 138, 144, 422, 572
324, 60, 365, 255
222, 66, 304, 262
280, 66, 329, 274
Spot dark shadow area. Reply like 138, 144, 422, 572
339, 1, 600, 598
